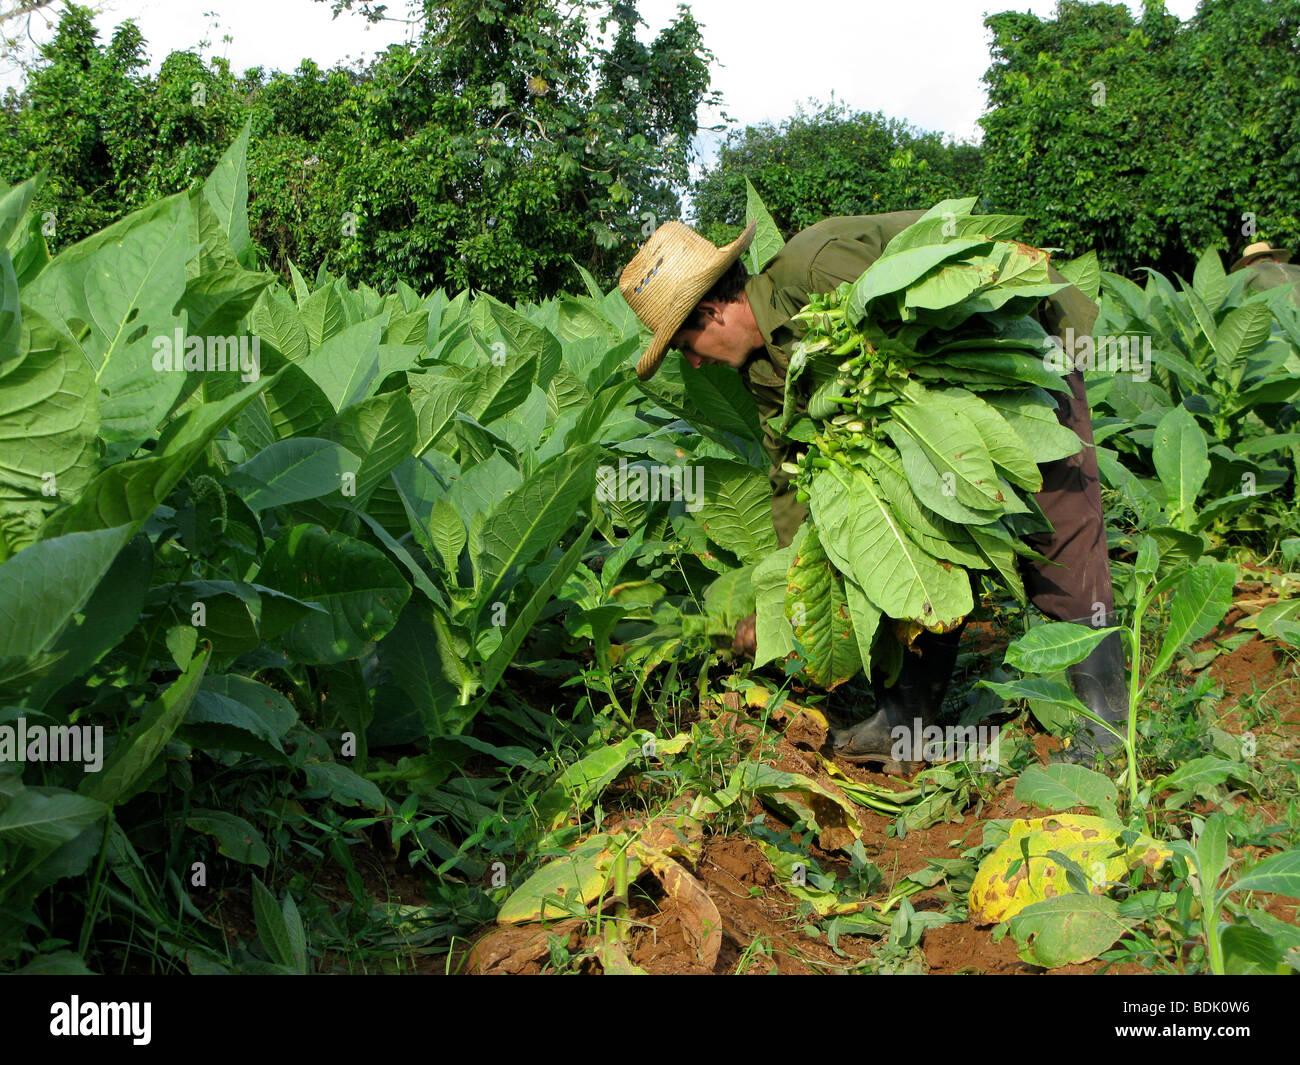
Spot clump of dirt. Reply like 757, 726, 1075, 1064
1210, 635, 1300, 722
626, 836, 879, 974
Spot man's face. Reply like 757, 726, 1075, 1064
671, 298, 761, 371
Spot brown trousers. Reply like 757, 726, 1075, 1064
1020, 369, 1114, 622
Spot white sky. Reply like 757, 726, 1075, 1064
4, 0, 1204, 149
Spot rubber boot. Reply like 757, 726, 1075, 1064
831, 624, 964, 766
1061, 622, 1129, 761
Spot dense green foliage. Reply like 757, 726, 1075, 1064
1089, 249, 1300, 549
0, 1, 715, 302
0, 135, 780, 970
1, 136, 1298, 974
691, 103, 983, 246
3, 3, 1300, 977
694, 1, 1300, 281
979, 0, 1300, 277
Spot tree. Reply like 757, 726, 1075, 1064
691, 101, 982, 245
979, 0, 1300, 276
0, 0, 719, 301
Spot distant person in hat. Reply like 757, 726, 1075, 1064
619, 215, 1126, 766
1231, 240, 1300, 299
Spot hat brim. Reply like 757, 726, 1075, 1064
1232, 248, 1291, 271
634, 221, 758, 382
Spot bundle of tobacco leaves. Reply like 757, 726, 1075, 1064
753, 198, 1086, 687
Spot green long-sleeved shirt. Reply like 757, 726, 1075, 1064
739, 211, 1099, 547
1241, 260, 1300, 303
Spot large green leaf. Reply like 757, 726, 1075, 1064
298, 280, 345, 349
0, 174, 41, 249
250, 286, 310, 363
259, 362, 333, 440
676, 362, 764, 446
183, 192, 270, 339
252, 877, 307, 972
0, 788, 107, 850
863, 444, 984, 567
691, 458, 778, 564
1221, 923, 1289, 975
0, 248, 17, 360
845, 237, 991, 322
743, 178, 785, 274
967, 523, 1027, 603
428, 496, 466, 575
7, 208, 50, 287
301, 760, 386, 811
22, 192, 193, 455
1228, 850, 1300, 900
257, 525, 411, 664
883, 202, 1026, 253
982, 390, 1082, 464
809, 462, 971, 629
1190, 247, 1228, 312
1057, 250, 1101, 302
226, 437, 362, 511
319, 391, 418, 503
0, 312, 98, 552
202, 120, 253, 267
480, 522, 595, 695
299, 319, 387, 409
484, 296, 563, 396
409, 370, 481, 453
904, 255, 1000, 311
186, 674, 298, 753
752, 537, 799, 668
187, 809, 270, 867
1009, 894, 1132, 967
1013, 763, 1119, 818
886, 396, 1003, 512
374, 602, 470, 738
784, 524, 860, 687
1150, 562, 1236, 675
0, 524, 134, 662
928, 386, 1042, 491
843, 575, 882, 667
888, 422, 999, 524
935, 351, 1070, 392
703, 563, 757, 629
497, 833, 618, 922
82, 645, 211, 806
39, 374, 273, 538
1004, 623, 1119, 674
979, 676, 1090, 717
25, 533, 152, 710
475, 444, 598, 612
1195, 811, 1229, 896
1210, 302, 1272, 376
1151, 406, 1209, 527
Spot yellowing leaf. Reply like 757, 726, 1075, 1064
734, 763, 863, 851
634, 845, 722, 970
969, 814, 1171, 924
497, 834, 635, 924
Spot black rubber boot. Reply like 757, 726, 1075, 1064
1061, 623, 1129, 761
831, 624, 964, 766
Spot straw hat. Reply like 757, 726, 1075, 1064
619, 220, 756, 381
1231, 240, 1291, 272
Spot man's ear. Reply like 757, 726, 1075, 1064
695, 299, 724, 324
